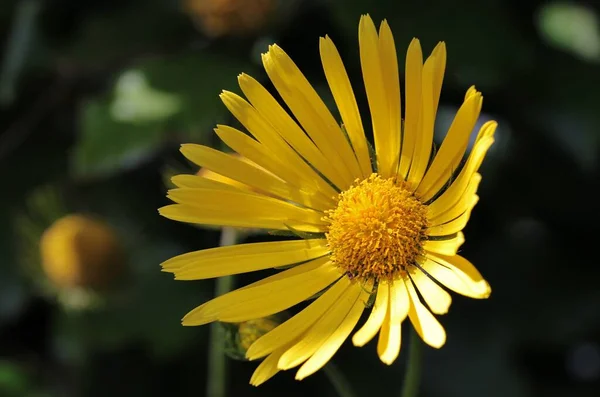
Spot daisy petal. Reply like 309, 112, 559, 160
182, 258, 340, 325
398, 38, 423, 179
426, 195, 478, 236
406, 279, 446, 348
278, 283, 363, 370
263, 46, 360, 188
162, 239, 329, 280
320, 35, 371, 178
377, 280, 409, 364
250, 347, 286, 386
416, 89, 483, 201
427, 121, 496, 215
423, 232, 465, 256
237, 74, 346, 191
295, 282, 372, 380
246, 276, 351, 360
428, 173, 481, 223
352, 282, 389, 347
219, 93, 339, 201
427, 253, 491, 299
411, 268, 452, 314
179, 144, 331, 210
407, 45, 442, 187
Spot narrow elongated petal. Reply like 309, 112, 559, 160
423, 232, 465, 256
417, 89, 483, 201
405, 280, 446, 348
263, 46, 360, 188
182, 258, 340, 325
320, 35, 371, 178
398, 39, 423, 179
162, 239, 329, 279
359, 15, 401, 178
377, 280, 409, 364
427, 253, 491, 298
427, 121, 496, 214
238, 73, 347, 190
411, 269, 452, 314
420, 256, 489, 299
219, 93, 339, 200
278, 283, 363, 370
250, 347, 287, 386
214, 125, 336, 208
246, 276, 352, 360
352, 282, 389, 346
426, 195, 478, 236
295, 282, 372, 379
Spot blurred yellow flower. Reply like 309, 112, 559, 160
183, 0, 275, 37
40, 214, 124, 290
160, 14, 495, 385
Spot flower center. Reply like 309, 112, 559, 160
324, 174, 429, 282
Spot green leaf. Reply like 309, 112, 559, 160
139, 51, 258, 139
71, 99, 165, 179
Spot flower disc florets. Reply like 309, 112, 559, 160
325, 174, 429, 282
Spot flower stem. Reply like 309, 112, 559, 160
324, 362, 357, 397
400, 326, 422, 397
206, 227, 238, 397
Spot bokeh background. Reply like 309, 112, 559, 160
1, 0, 599, 396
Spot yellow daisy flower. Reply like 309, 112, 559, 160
160, 14, 496, 386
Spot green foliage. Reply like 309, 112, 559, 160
72, 98, 166, 179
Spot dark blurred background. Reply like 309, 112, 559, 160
1, 0, 599, 396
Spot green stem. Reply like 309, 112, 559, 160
206, 227, 238, 397
324, 362, 357, 397
400, 327, 422, 397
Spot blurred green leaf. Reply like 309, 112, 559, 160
0, 361, 29, 396
71, 99, 165, 179
139, 51, 257, 139
537, 2, 600, 62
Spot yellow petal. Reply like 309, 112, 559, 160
295, 281, 372, 380
218, 93, 339, 201
214, 125, 336, 209
428, 173, 481, 223
427, 121, 496, 215
405, 280, 446, 348
427, 253, 491, 299
398, 39, 423, 179
263, 46, 361, 188
377, 280, 409, 365
159, 204, 323, 232
420, 256, 489, 299
278, 283, 362, 370
179, 144, 332, 211
378, 20, 402, 178
352, 282, 389, 346
171, 174, 250, 192
320, 35, 372, 178
246, 276, 352, 360
166, 185, 326, 227
416, 88, 483, 201
358, 15, 400, 178
182, 258, 340, 325
426, 195, 478, 236
422, 232, 465, 256
162, 239, 329, 280
237, 73, 347, 191
407, 46, 440, 187
411, 269, 452, 314
249, 347, 286, 386
430, 42, 447, 120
